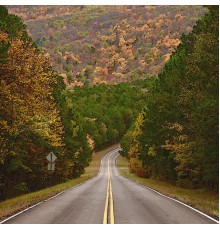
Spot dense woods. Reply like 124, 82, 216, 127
0, 5, 218, 203
0, 6, 151, 200
0, 6, 67, 199
55, 81, 151, 176
120, 6, 219, 191
8, 6, 207, 86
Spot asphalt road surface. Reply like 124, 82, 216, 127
3, 148, 218, 224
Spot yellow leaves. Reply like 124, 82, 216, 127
63, 51, 81, 64
94, 66, 102, 75
70, 120, 79, 137
93, 77, 104, 84
162, 123, 187, 154
127, 111, 146, 172
119, 36, 126, 47
162, 36, 181, 49
0, 120, 11, 133
166, 122, 184, 132
74, 147, 83, 158
94, 66, 108, 76
100, 35, 111, 42
0, 31, 8, 43
0, 31, 65, 151
163, 53, 171, 62
128, 143, 139, 158
112, 72, 123, 79
175, 14, 184, 20
141, 23, 149, 31
162, 137, 192, 160
48, 129, 63, 147
93, 66, 109, 84
128, 142, 142, 172
86, 134, 95, 151
84, 117, 97, 122
132, 111, 145, 141
161, 121, 200, 179
66, 160, 74, 168
148, 146, 157, 157
117, 57, 127, 69
129, 157, 142, 173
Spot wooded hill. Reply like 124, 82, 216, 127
0, 6, 150, 200
0, 5, 218, 203
7, 6, 207, 86
121, 6, 219, 191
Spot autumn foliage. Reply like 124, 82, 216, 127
0, 7, 91, 200
0, 5, 218, 202
0, 6, 152, 200
7, 6, 207, 86
121, 6, 219, 191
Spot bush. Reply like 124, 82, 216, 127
136, 168, 150, 178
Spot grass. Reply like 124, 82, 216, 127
117, 155, 219, 220
0, 144, 119, 222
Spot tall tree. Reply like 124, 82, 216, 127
0, 6, 65, 199
122, 6, 219, 190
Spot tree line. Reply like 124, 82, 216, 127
0, 6, 151, 200
120, 6, 219, 191
0, 6, 66, 199
0, 5, 218, 203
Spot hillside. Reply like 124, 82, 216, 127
0, 6, 152, 200
1, 4, 218, 210
121, 6, 219, 191
7, 5, 207, 86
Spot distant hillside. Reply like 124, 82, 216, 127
7, 5, 207, 87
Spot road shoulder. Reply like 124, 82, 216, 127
0, 144, 119, 222
116, 155, 219, 221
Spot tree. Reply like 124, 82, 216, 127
0, 7, 65, 199
122, 6, 218, 190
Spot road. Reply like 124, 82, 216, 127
3, 148, 218, 224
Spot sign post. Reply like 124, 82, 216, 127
46, 152, 57, 186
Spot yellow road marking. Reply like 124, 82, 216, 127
109, 179, 114, 224
103, 153, 115, 224
103, 179, 109, 224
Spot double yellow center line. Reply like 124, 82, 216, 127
103, 154, 115, 224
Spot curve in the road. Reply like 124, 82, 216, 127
1, 148, 218, 224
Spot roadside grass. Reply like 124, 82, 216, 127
117, 155, 219, 220
0, 144, 119, 222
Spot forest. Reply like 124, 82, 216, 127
0, 5, 218, 202
8, 5, 207, 85
120, 6, 219, 190
0, 5, 153, 200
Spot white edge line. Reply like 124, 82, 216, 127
0, 146, 121, 224
0, 177, 95, 224
0, 202, 43, 224
114, 153, 219, 224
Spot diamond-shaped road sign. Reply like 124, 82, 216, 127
46, 152, 57, 163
